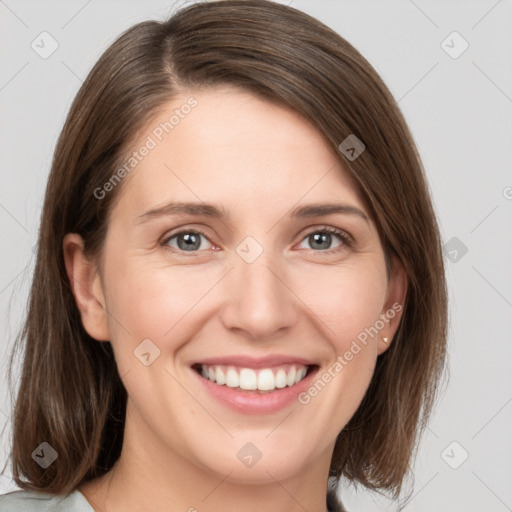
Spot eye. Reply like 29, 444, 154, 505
161, 226, 353, 256
297, 226, 352, 254
162, 230, 213, 253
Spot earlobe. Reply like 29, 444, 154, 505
377, 256, 408, 355
63, 233, 110, 341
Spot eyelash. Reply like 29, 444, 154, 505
161, 225, 353, 256
302, 226, 353, 254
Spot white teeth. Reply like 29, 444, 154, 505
225, 368, 239, 388
215, 366, 226, 385
239, 368, 257, 390
275, 369, 287, 388
286, 366, 296, 387
257, 369, 275, 391
198, 364, 310, 391
295, 367, 307, 384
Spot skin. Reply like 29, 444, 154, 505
64, 86, 407, 512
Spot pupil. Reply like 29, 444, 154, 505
179, 233, 200, 251
176, 232, 332, 252
311, 233, 330, 250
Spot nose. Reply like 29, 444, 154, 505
219, 248, 298, 341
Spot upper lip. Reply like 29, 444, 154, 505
192, 355, 317, 368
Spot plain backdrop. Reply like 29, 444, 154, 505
1, 1, 511, 510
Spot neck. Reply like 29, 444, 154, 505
80, 399, 334, 512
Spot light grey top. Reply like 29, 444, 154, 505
0, 489, 94, 512
1, 488, 346, 511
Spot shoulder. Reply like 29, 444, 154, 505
0, 489, 94, 511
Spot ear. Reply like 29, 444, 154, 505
377, 256, 408, 355
63, 233, 110, 341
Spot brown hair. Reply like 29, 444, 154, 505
5, 0, 447, 504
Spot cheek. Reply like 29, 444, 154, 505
101, 253, 220, 363
120, 271, 195, 333
294, 261, 388, 348
292, 263, 387, 428
104, 248, 388, 359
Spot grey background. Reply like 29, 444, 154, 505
1, 0, 511, 510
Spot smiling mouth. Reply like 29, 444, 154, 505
192, 363, 317, 393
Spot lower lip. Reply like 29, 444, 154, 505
192, 366, 318, 414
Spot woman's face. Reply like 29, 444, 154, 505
69, 86, 406, 484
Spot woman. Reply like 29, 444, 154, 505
1, 1, 447, 510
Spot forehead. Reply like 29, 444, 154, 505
112, 86, 367, 219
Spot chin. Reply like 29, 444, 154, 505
193, 437, 316, 485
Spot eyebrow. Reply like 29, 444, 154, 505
137, 201, 369, 224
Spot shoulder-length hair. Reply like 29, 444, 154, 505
6, 0, 447, 502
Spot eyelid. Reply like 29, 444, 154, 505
161, 224, 354, 255
161, 227, 214, 251
296, 225, 353, 255
300, 225, 354, 245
